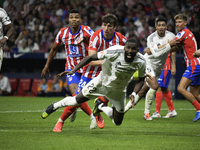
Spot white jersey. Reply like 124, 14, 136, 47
98, 45, 146, 90
0, 76, 11, 93
82, 45, 146, 112
0, 8, 11, 71
0, 8, 11, 39
144, 30, 175, 77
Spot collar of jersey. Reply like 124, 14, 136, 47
101, 30, 115, 42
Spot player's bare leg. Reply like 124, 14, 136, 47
177, 77, 200, 121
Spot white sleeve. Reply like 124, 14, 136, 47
138, 61, 146, 78
149, 42, 171, 58
0, 9, 11, 25
0, 77, 9, 91
97, 45, 124, 60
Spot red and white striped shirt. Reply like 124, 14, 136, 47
163, 53, 171, 70
55, 25, 94, 73
175, 27, 200, 67
82, 29, 127, 78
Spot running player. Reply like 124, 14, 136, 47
151, 16, 177, 118
41, 9, 96, 132
174, 14, 200, 121
151, 51, 177, 118
125, 15, 179, 120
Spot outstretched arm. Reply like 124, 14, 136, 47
146, 39, 180, 57
57, 53, 99, 77
41, 43, 59, 78
0, 23, 15, 47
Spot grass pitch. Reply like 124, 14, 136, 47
0, 97, 199, 150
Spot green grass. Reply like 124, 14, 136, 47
0, 97, 199, 150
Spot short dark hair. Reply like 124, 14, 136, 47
156, 15, 167, 24
69, 9, 80, 15
126, 38, 139, 47
102, 13, 118, 27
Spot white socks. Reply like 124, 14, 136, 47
144, 88, 156, 114
134, 94, 141, 105
90, 113, 95, 120
98, 103, 113, 120
53, 96, 78, 109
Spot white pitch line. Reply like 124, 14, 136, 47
0, 129, 8, 132
0, 108, 196, 113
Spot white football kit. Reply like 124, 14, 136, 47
144, 30, 175, 78
0, 8, 11, 71
82, 45, 146, 112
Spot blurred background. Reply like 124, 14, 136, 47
1, 0, 200, 98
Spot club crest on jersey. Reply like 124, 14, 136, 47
77, 36, 83, 44
150, 43, 155, 48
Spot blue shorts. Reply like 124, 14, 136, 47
182, 65, 200, 85
76, 76, 92, 95
157, 70, 171, 88
66, 69, 82, 85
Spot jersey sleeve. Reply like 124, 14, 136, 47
97, 45, 123, 60
0, 9, 11, 25
175, 30, 186, 42
54, 29, 62, 45
84, 26, 94, 37
138, 61, 146, 78
88, 35, 99, 51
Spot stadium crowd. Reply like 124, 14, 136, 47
2, 0, 200, 54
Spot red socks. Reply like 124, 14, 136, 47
164, 90, 175, 111
98, 96, 108, 105
79, 102, 92, 116
192, 100, 200, 111
155, 92, 163, 113
60, 106, 77, 121
60, 93, 93, 121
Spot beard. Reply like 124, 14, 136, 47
124, 53, 135, 63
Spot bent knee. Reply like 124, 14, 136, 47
114, 121, 122, 126
177, 85, 184, 94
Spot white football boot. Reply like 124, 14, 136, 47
162, 110, 177, 118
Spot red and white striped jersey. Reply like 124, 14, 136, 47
82, 29, 127, 78
163, 53, 171, 70
55, 25, 94, 73
175, 27, 200, 67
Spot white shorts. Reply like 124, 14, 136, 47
82, 74, 126, 113
0, 49, 3, 71
145, 63, 162, 87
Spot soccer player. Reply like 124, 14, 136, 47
41, 9, 96, 132
151, 16, 177, 118
0, 8, 16, 71
79, 13, 127, 129
125, 15, 180, 120
151, 51, 177, 118
41, 38, 157, 126
174, 14, 200, 121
